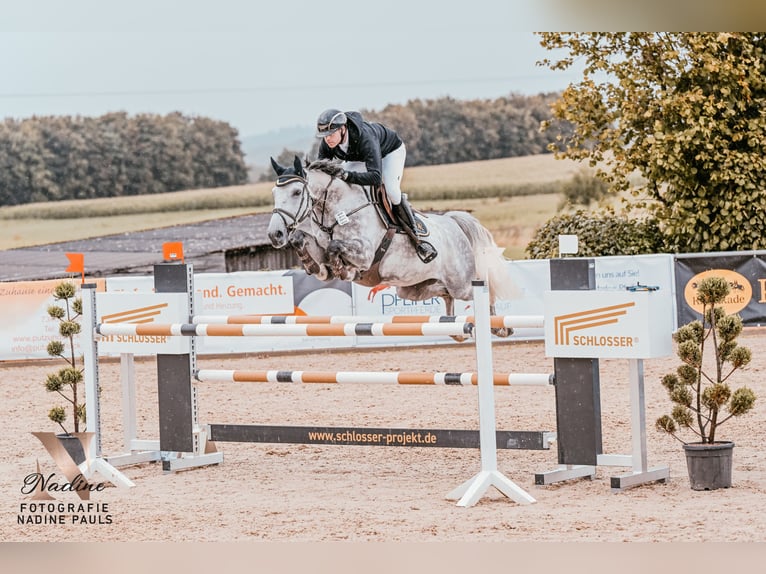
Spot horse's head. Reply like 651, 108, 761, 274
268, 156, 310, 248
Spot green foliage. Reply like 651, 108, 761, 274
558, 168, 609, 209
524, 209, 663, 259
44, 281, 85, 435
656, 276, 757, 444
48, 407, 66, 425
0, 113, 248, 207
46, 340, 65, 358
365, 93, 571, 166
54, 282, 76, 299
538, 32, 766, 253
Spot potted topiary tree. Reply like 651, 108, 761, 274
42, 280, 87, 464
656, 276, 757, 490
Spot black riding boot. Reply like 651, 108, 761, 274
393, 196, 438, 263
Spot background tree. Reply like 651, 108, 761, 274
364, 92, 567, 167
537, 32, 766, 253
0, 113, 248, 206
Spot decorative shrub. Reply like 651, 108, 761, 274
525, 208, 663, 259
656, 276, 756, 444
43, 281, 85, 435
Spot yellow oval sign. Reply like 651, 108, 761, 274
683, 269, 751, 315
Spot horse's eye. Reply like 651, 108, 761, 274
293, 189, 302, 197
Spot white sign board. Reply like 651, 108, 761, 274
544, 290, 673, 359
193, 272, 294, 315
95, 292, 190, 354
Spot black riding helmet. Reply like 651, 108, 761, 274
315, 109, 347, 138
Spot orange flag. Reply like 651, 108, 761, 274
163, 242, 184, 262
65, 252, 85, 284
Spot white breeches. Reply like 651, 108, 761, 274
342, 143, 406, 205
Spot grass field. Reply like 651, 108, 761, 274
0, 154, 584, 259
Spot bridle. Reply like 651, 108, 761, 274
305, 166, 396, 286
309, 172, 372, 239
272, 174, 311, 233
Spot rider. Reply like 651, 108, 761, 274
315, 108, 437, 263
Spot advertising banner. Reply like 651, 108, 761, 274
544, 290, 674, 359
106, 270, 353, 355
594, 254, 675, 292
2, 251, 737, 362
351, 283, 459, 348
673, 252, 766, 327
95, 292, 191, 355
0, 278, 105, 360
492, 259, 549, 340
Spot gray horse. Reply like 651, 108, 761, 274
300, 159, 518, 332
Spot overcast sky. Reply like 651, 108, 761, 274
1, 1, 586, 138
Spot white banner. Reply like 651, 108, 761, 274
0, 254, 679, 361
96, 293, 191, 354
544, 290, 673, 359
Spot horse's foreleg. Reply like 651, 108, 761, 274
289, 231, 333, 281
327, 238, 371, 281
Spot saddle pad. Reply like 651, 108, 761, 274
413, 215, 429, 237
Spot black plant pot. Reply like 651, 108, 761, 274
56, 433, 86, 465
683, 441, 734, 491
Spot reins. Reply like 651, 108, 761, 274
310, 174, 373, 239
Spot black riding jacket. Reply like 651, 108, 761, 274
318, 111, 403, 187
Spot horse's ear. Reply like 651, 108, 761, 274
270, 156, 285, 176
293, 155, 304, 177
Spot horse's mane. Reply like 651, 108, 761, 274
307, 158, 345, 178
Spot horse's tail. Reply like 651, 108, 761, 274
446, 211, 520, 302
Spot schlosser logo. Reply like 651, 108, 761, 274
554, 302, 636, 345
100, 302, 168, 324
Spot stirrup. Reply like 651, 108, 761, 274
416, 241, 437, 264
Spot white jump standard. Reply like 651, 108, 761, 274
81, 262, 551, 507
81, 257, 671, 501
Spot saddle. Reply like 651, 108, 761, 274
369, 185, 429, 237
355, 185, 431, 287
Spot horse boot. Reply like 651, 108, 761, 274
393, 195, 438, 264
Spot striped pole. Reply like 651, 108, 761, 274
96, 321, 473, 338
195, 369, 554, 386
192, 314, 544, 329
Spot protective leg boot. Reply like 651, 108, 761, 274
393, 198, 437, 264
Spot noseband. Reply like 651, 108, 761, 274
272, 175, 311, 232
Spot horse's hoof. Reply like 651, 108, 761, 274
491, 327, 514, 339
316, 267, 330, 281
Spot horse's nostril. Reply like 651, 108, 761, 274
269, 229, 284, 246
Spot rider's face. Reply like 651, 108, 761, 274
323, 126, 344, 149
